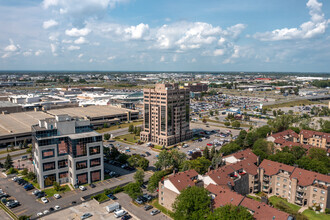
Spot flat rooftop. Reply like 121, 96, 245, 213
0, 111, 52, 136
47, 105, 138, 118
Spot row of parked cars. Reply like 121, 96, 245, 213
0, 188, 19, 209
12, 176, 34, 191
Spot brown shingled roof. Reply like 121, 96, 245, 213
271, 129, 299, 139
223, 148, 258, 164
206, 184, 244, 207
300, 129, 330, 142
231, 159, 258, 176
240, 197, 290, 220
259, 159, 295, 176
168, 169, 199, 191
291, 167, 330, 187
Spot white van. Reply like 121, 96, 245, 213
105, 202, 120, 213
114, 209, 127, 218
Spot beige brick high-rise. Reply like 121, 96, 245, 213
140, 83, 192, 146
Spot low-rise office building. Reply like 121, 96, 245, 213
32, 114, 104, 189
299, 129, 330, 149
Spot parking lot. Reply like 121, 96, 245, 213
0, 170, 151, 219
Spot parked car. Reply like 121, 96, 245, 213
32, 190, 41, 195
43, 210, 50, 215
0, 193, 9, 199
54, 205, 61, 210
89, 183, 96, 188
71, 201, 77, 205
79, 186, 86, 191
145, 152, 151, 156
107, 194, 117, 200
141, 184, 146, 189
7, 200, 20, 208
142, 194, 152, 201
11, 177, 18, 182
81, 213, 93, 219
53, 194, 61, 199
135, 198, 144, 204
37, 212, 43, 217
144, 205, 153, 211
150, 209, 160, 216
114, 209, 127, 218
49, 207, 54, 212
24, 184, 34, 191
121, 215, 131, 220
36, 192, 46, 198
41, 197, 49, 203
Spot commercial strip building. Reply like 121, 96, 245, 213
0, 105, 138, 146
159, 149, 330, 216
32, 114, 104, 189
140, 83, 192, 146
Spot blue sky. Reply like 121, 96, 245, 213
0, 0, 330, 72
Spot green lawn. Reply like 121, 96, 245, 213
43, 185, 71, 198
265, 99, 320, 109
116, 133, 140, 144
269, 196, 301, 212
151, 199, 175, 218
302, 210, 330, 220
22, 177, 40, 189
91, 193, 109, 203
96, 121, 142, 133
246, 195, 261, 202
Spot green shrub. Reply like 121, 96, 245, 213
21, 168, 28, 175
7, 167, 18, 174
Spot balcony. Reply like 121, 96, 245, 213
295, 200, 302, 205
263, 187, 269, 192
296, 193, 303, 199
263, 177, 269, 181
297, 187, 304, 192
263, 183, 269, 187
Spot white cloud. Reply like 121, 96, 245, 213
107, 56, 116, 60
67, 45, 80, 50
74, 37, 88, 44
23, 51, 32, 56
43, 19, 58, 29
254, 0, 329, 41
35, 50, 44, 56
78, 53, 84, 58
4, 39, 20, 52
65, 28, 91, 37
89, 58, 93, 63
213, 49, 225, 56
62, 39, 72, 43
50, 43, 57, 56
124, 23, 149, 39
1, 53, 11, 59
191, 58, 196, 63
160, 55, 165, 62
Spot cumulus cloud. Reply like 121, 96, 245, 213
67, 45, 80, 50
23, 51, 33, 56
107, 56, 116, 60
78, 53, 84, 58
42, 0, 129, 25
35, 50, 44, 56
124, 23, 149, 39
213, 49, 225, 56
65, 28, 91, 37
160, 55, 165, 62
4, 39, 20, 52
43, 19, 58, 29
254, 0, 329, 41
50, 43, 57, 56
74, 37, 88, 44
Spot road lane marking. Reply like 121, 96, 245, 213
15, 209, 27, 216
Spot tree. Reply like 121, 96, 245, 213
103, 146, 110, 157
203, 146, 210, 160
220, 143, 241, 156
254, 125, 272, 138
209, 110, 214, 116
128, 155, 149, 170
267, 114, 298, 133
134, 169, 145, 185
148, 170, 170, 192
103, 123, 109, 128
104, 133, 110, 140
4, 154, 13, 170
293, 87, 299, 95
181, 157, 211, 175
207, 204, 253, 220
110, 146, 120, 160
21, 168, 28, 175
202, 118, 207, 123
128, 124, 134, 133
191, 151, 202, 160
124, 182, 142, 200
211, 153, 223, 168
173, 186, 211, 220
155, 150, 186, 170
268, 152, 296, 165
231, 121, 240, 128
210, 146, 216, 160
273, 110, 277, 117
224, 121, 230, 127
133, 126, 137, 135
252, 139, 273, 161
136, 127, 142, 136
288, 126, 300, 134
23, 139, 28, 148
53, 181, 61, 191
117, 154, 130, 164
215, 110, 219, 115
138, 157, 149, 170
26, 172, 36, 180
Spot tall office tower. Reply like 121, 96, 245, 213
32, 114, 104, 189
140, 83, 192, 146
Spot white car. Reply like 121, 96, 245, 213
54, 205, 61, 210
79, 186, 86, 191
37, 212, 43, 217
41, 197, 49, 203
43, 210, 50, 215
53, 194, 61, 199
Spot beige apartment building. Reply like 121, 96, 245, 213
299, 129, 330, 149
140, 83, 192, 146
259, 159, 330, 212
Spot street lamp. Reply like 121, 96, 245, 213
18, 160, 20, 170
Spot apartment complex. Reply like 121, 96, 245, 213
140, 83, 192, 146
159, 149, 330, 214
267, 129, 330, 152
299, 130, 330, 149
259, 159, 330, 212
32, 114, 104, 189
